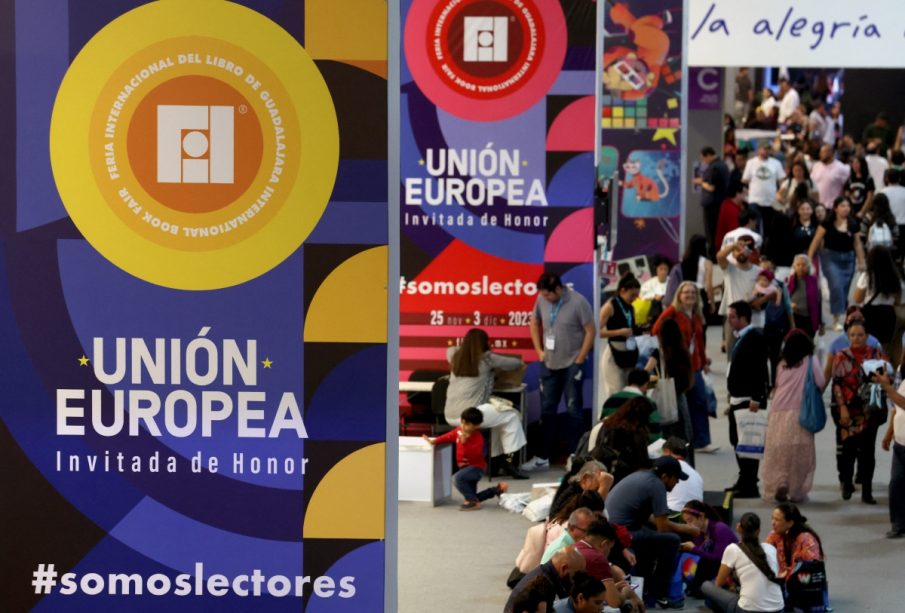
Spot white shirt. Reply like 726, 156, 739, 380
881, 185, 905, 225
808, 111, 828, 142
856, 272, 902, 306
721, 543, 785, 612
894, 381, 905, 446
640, 276, 668, 301
810, 159, 850, 208
778, 88, 800, 123
667, 459, 704, 512
760, 96, 778, 119
719, 264, 761, 319
866, 154, 889, 189
743, 157, 785, 207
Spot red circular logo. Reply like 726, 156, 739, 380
427, 0, 543, 100
405, 0, 565, 121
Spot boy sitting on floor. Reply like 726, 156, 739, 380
423, 407, 507, 510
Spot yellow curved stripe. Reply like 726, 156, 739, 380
306, 0, 387, 61
304, 443, 385, 539
305, 246, 387, 343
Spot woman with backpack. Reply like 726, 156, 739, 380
861, 192, 899, 257
831, 319, 888, 504
701, 512, 786, 613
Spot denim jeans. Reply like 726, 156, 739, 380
820, 249, 855, 316
890, 443, 905, 531
629, 526, 680, 600
701, 581, 783, 613
538, 362, 584, 460
453, 466, 496, 503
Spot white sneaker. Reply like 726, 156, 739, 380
695, 444, 720, 454
520, 456, 550, 471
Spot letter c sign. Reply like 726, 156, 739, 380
697, 68, 720, 92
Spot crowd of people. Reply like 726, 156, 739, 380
419, 77, 905, 612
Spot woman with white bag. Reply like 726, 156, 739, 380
646, 317, 695, 465
652, 281, 718, 454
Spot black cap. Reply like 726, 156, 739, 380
652, 456, 688, 480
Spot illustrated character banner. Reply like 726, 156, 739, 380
600, 0, 684, 259
1, 0, 388, 610
400, 0, 597, 411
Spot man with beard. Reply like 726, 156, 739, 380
717, 236, 762, 356
811, 143, 851, 208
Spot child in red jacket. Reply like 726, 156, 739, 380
423, 407, 507, 510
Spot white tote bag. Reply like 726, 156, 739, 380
734, 408, 768, 459
649, 353, 678, 426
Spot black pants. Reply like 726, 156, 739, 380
704, 203, 720, 257
837, 421, 880, 496
728, 401, 761, 493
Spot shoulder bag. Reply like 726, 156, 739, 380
799, 358, 827, 434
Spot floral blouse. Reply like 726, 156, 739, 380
831, 346, 885, 420
766, 530, 822, 579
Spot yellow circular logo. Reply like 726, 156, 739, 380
51, 0, 339, 289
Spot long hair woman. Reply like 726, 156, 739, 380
761, 329, 826, 502
766, 503, 824, 579
701, 512, 785, 613
648, 317, 695, 463
808, 196, 866, 330
446, 328, 528, 476
601, 397, 654, 484
653, 281, 716, 454
853, 245, 902, 349
861, 192, 898, 255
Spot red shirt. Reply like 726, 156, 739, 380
653, 305, 707, 371
433, 427, 487, 471
575, 540, 612, 581
716, 197, 743, 249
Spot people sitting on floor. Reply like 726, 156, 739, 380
660, 437, 704, 513
604, 456, 700, 609
551, 571, 608, 613
510, 490, 605, 589
701, 512, 785, 613
510, 575, 556, 613
548, 460, 613, 520
571, 519, 645, 612
541, 507, 596, 564
766, 503, 826, 597
597, 397, 658, 484
600, 368, 657, 421
679, 500, 738, 597
506, 546, 586, 613
422, 407, 506, 511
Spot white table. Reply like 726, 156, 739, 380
398, 436, 452, 505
